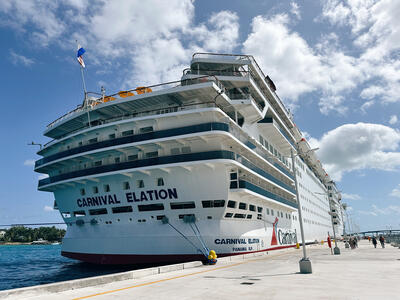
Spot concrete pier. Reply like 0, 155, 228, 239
1, 240, 398, 299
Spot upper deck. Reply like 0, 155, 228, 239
44, 76, 230, 140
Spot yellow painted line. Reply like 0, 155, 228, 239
73, 251, 293, 300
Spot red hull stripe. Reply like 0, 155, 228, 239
61, 244, 296, 265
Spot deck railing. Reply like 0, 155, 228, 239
46, 75, 225, 130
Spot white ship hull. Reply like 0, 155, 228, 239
36, 53, 344, 265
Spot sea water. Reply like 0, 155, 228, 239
0, 245, 142, 291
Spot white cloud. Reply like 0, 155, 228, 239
0, 0, 240, 87
319, 0, 400, 105
359, 204, 400, 216
43, 205, 53, 212
290, 2, 301, 20
10, 50, 34, 66
313, 122, 400, 180
0, 0, 66, 46
23, 159, 35, 166
342, 193, 362, 200
242, 14, 364, 114
390, 184, 400, 198
389, 115, 398, 125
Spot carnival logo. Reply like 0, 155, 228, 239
271, 217, 279, 246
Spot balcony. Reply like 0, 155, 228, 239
231, 180, 297, 209
257, 117, 295, 156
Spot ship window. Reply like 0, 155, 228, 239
259, 136, 264, 145
92, 186, 99, 194
257, 207, 263, 213
170, 202, 195, 210
179, 214, 195, 219
227, 200, 236, 208
230, 181, 238, 188
230, 173, 237, 180
137, 180, 144, 188
122, 130, 134, 136
157, 178, 164, 186
89, 138, 98, 144
281, 212, 284, 217
112, 206, 133, 213
109, 133, 116, 139
234, 213, 246, 219
123, 182, 130, 190
225, 213, 233, 218
171, 148, 180, 155
266, 208, 270, 215
181, 146, 191, 154
156, 215, 166, 220
269, 144, 273, 153
128, 154, 138, 161
89, 208, 108, 215
139, 126, 153, 133
62, 212, 71, 218
104, 184, 110, 192
138, 204, 164, 212
249, 205, 256, 212
79, 141, 83, 146
80, 188, 85, 196
271, 209, 274, 216
145, 151, 158, 158
207, 216, 212, 219
93, 160, 102, 167
257, 214, 262, 220
246, 215, 252, 219
115, 157, 120, 163
239, 202, 247, 210
74, 211, 86, 217
202, 200, 225, 208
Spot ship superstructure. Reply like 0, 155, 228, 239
35, 53, 343, 264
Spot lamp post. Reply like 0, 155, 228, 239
315, 188, 341, 255
290, 148, 317, 274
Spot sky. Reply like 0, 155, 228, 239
0, 0, 399, 232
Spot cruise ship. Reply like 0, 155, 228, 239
35, 53, 344, 264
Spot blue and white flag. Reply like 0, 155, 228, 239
76, 44, 86, 68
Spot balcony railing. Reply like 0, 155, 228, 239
46, 75, 225, 130
232, 180, 297, 209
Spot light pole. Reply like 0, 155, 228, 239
315, 188, 341, 255
290, 148, 318, 274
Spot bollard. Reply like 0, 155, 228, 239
296, 243, 300, 249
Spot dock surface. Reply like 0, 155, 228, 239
4, 240, 399, 299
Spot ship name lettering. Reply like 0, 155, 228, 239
77, 194, 119, 207
214, 238, 247, 245
126, 188, 178, 202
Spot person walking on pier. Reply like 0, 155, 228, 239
379, 235, 385, 248
372, 236, 377, 248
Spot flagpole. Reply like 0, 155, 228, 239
80, 65, 88, 103
76, 40, 88, 105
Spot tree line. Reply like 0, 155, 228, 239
0, 226, 66, 242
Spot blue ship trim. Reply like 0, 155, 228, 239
35, 122, 229, 168
234, 180, 298, 209
38, 150, 295, 196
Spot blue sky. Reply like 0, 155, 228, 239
0, 0, 399, 231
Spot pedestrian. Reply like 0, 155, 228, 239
379, 235, 385, 248
368, 236, 371, 243
372, 236, 377, 248
354, 237, 358, 248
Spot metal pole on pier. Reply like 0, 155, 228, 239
291, 148, 312, 274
